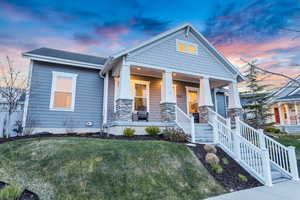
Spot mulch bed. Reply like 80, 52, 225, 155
0, 132, 172, 144
0, 181, 39, 200
189, 144, 262, 192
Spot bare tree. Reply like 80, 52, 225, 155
0, 56, 26, 137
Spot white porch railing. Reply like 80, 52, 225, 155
236, 117, 299, 181
175, 105, 195, 143
208, 107, 273, 186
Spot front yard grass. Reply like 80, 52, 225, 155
0, 137, 225, 200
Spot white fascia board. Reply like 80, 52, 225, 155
23, 54, 103, 70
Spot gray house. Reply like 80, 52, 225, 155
22, 23, 243, 137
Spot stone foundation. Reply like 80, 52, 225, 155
228, 108, 243, 125
198, 106, 213, 123
115, 99, 133, 121
160, 102, 176, 122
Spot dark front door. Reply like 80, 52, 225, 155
274, 108, 280, 124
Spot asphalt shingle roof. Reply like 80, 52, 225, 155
24, 47, 107, 65
277, 94, 300, 100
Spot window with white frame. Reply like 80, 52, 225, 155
131, 80, 150, 112
176, 39, 198, 55
50, 71, 77, 111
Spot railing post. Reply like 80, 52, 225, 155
191, 116, 195, 143
288, 146, 300, 181
226, 118, 231, 128
258, 129, 266, 149
233, 130, 241, 161
262, 148, 273, 186
213, 114, 218, 144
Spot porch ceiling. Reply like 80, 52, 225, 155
130, 65, 230, 87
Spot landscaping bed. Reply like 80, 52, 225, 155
189, 144, 262, 191
0, 181, 39, 200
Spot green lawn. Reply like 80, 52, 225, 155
274, 135, 300, 160
0, 137, 225, 200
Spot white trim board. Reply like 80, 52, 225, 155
49, 71, 78, 112
22, 60, 33, 128
23, 54, 103, 70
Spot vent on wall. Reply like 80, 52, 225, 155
85, 121, 93, 126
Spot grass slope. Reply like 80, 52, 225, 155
274, 136, 300, 160
0, 137, 225, 200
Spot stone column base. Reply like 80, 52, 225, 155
228, 108, 243, 125
160, 102, 176, 122
115, 99, 133, 121
199, 106, 213, 123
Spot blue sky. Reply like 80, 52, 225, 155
0, 0, 300, 88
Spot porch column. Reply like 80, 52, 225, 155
198, 76, 213, 123
295, 102, 299, 125
286, 104, 291, 125
278, 103, 284, 125
228, 81, 243, 123
160, 70, 176, 122
115, 59, 133, 121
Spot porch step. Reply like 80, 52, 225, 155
271, 165, 291, 184
282, 126, 300, 134
194, 123, 214, 143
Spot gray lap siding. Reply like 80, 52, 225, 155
26, 61, 103, 129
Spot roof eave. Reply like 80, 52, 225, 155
23, 53, 103, 70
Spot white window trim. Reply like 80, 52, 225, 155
49, 71, 78, 112
176, 39, 198, 55
185, 86, 200, 114
131, 80, 150, 112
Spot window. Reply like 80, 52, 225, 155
131, 80, 150, 112
176, 39, 198, 55
114, 77, 120, 112
50, 72, 77, 111
186, 87, 199, 114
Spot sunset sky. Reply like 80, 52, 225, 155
0, 0, 300, 90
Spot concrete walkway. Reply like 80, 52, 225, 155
207, 181, 300, 200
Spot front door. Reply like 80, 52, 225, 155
274, 107, 280, 124
186, 87, 199, 114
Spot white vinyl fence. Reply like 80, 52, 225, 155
0, 103, 24, 137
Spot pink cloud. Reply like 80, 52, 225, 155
95, 25, 129, 40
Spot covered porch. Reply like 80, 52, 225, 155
272, 101, 300, 126
104, 60, 242, 134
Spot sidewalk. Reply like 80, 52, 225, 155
207, 180, 300, 200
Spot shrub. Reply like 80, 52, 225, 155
222, 157, 229, 165
123, 128, 135, 137
264, 126, 281, 134
210, 164, 223, 174
238, 174, 248, 182
203, 144, 217, 154
0, 184, 23, 200
162, 128, 187, 142
145, 126, 160, 136
205, 153, 220, 165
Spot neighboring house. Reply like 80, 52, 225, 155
21, 23, 300, 186
22, 23, 244, 135
268, 75, 300, 134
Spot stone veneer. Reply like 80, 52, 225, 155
115, 99, 133, 121
228, 108, 243, 125
160, 102, 176, 122
198, 106, 213, 123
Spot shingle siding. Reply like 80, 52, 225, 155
127, 29, 234, 80
27, 61, 103, 129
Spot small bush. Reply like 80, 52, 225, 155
205, 153, 220, 165
264, 126, 281, 134
145, 126, 160, 136
204, 145, 217, 154
222, 157, 229, 165
162, 128, 187, 142
0, 184, 23, 200
123, 128, 135, 137
210, 164, 223, 174
238, 174, 248, 182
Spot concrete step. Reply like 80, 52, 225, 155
272, 177, 290, 184
271, 171, 283, 180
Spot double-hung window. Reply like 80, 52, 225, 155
50, 71, 77, 111
131, 80, 150, 112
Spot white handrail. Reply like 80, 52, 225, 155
207, 107, 228, 126
175, 105, 195, 143
211, 112, 272, 186
236, 117, 299, 181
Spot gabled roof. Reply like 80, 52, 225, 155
268, 75, 300, 103
101, 23, 245, 81
23, 48, 107, 69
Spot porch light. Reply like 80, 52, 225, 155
173, 73, 176, 76
136, 67, 141, 70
